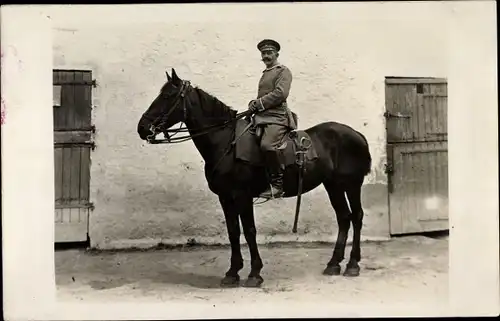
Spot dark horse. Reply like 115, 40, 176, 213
137, 68, 372, 288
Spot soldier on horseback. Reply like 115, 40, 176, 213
247, 39, 298, 199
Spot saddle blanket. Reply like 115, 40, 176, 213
234, 118, 318, 167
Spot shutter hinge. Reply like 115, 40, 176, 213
384, 111, 411, 119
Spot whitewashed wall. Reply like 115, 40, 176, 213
50, 2, 452, 248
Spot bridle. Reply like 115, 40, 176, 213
142, 79, 250, 144
141, 78, 273, 205
143, 79, 191, 144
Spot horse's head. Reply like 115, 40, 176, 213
137, 68, 190, 141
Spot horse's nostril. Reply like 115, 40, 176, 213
137, 126, 152, 140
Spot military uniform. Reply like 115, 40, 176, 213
249, 39, 297, 198
252, 63, 297, 130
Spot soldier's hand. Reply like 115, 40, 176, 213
248, 100, 259, 113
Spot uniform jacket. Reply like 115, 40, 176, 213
252, 64, 298, 130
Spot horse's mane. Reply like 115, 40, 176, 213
193, 87, 238, 120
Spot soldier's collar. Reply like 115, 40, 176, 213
263, 63, 282, 72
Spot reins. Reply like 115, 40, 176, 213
142, 78, 283, 207
143, 79, 255, 180
144, 80, 251, 144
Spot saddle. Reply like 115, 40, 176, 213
234, 117, 318, 168
233, 116, 318, 233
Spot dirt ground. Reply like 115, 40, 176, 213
55, 234, 448, 306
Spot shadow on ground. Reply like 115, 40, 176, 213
56, 246, 257, 290
55, 234, 449, 296
86, 271, 224, 290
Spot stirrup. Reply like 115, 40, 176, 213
259, 183, 284, 199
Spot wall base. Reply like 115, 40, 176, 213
92, 233, 391, 250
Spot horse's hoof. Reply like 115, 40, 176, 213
323, 265, 341, 276
220, 275, 240, 287
242, 276, 264, 288
343, 266, 360, 277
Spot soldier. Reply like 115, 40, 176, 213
248, 39, 297, 199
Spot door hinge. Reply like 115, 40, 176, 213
82, 79, 97, 88
384, 111, 411, 119
53, 79, 97, 87
385, 163, 394, 194
80, 79, 97, 88
426, 132, 447, 137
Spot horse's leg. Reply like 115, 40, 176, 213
343, 179, 364, 277
237, 194, 264, 288
322, 181, 352, 276
219, 195, 243, 287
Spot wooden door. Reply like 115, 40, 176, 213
385, 77, 449, 235
53, 69, 95, 243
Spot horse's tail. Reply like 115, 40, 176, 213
357, 131, 372, 176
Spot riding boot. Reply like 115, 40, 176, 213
259, 154, 285, 199
264, 168, 285, 199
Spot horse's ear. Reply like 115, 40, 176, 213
166, 70, 172, 82
171, 68, 181, 84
